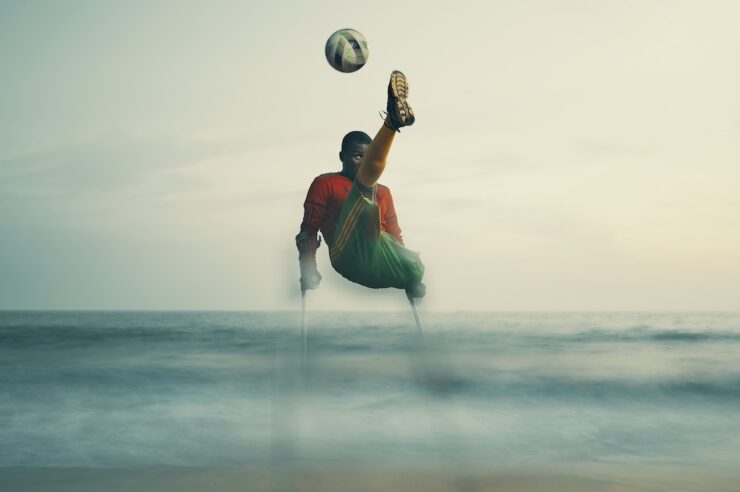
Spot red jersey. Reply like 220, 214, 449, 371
299, 172, 403, 250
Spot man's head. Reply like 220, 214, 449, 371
339, 131, 371, 180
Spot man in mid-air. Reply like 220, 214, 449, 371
296, 70, 425, 298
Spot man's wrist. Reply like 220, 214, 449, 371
299, 258, 318, 273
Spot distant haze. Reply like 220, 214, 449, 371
1, 1, 739, 310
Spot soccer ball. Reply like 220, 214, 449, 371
325, 29, 369, 73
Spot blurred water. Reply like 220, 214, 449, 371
1, 311, 739, 472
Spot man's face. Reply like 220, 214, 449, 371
340, 142, 368, 180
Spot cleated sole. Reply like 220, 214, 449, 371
389, 71, 415, 127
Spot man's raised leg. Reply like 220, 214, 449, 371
356, 125, 396, 187
356, 70, 414, 188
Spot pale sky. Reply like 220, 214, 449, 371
1, 0, 739, 310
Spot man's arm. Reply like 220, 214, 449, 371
296, 177, 328, 290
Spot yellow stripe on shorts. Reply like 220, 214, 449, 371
330, 198, 365, 261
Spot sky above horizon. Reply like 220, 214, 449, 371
1, 0, 739, 310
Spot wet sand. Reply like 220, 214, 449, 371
0, 466, 696, 492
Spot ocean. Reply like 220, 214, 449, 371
1, 311, 739, 490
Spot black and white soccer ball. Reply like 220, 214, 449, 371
325, 28, 369, 73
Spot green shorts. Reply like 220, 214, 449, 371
329, 182, 424, 289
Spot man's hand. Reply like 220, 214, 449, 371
296, 231, 322, 292
300, 265, 322, 292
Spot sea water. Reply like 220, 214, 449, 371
1, 311, 739, 478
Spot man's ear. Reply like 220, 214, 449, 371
338, 150, 344, 161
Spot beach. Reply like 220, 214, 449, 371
2, 311, 739, 491
4, 465, 729, 492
